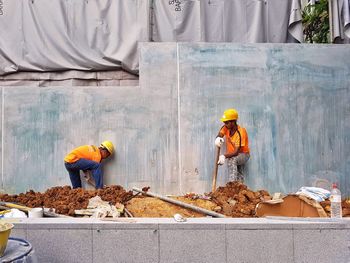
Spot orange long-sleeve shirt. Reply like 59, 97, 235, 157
64, 145, 102, 163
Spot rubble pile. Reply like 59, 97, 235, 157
5, 182, 349, 218
320, 199, 350, 217
209, 181, 272, 217
0, 185, 133, 216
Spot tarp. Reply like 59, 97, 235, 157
329, 0, 350, 42
152, 0, 303, 43
1, 0, 349, 76
0, 0, 150, 76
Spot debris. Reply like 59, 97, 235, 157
76, 196, 124, 218
256, 195, 327, 218
124, 208, 133, 218
3, 209, 27, 218
0, 202, 31, 212
209, 181, 271, 217
320, 198, 350, 217
0, 185, 133, 216
126, 197, 218, 218
173, 213, 186, 222
3, 182, 345, 218
141, 186, 150, 192
132, 187, 225, 218
295, 186, 330, 202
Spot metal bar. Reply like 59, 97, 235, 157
132, 187, 225, 218
124, 208, 133, 218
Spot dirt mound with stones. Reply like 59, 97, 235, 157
0, 182, 274, 218
0, 185, 132, 216
126, 182, 271, 218
209, 181, 272, 217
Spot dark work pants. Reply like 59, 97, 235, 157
64, 159, 103, 189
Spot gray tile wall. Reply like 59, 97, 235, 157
7, 218, 350, 263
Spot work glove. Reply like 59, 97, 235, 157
215, 137, 224, 147
217, 155, 226, 165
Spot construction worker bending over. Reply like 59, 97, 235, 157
64, 141, 115, 189
215, 109, 250, 182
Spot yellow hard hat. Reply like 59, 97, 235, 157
220, 108, 238, 122
100, 141, 115, 155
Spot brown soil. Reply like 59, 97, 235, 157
0, 185, 132, 216
1, 182, 348, 218
125, 196, 219, 217
209, 181, 272, 217
126, 182, 272, 218
0, 182, 277, 218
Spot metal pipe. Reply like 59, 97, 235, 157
132, 187, 225, 218
124, 208, 133, 218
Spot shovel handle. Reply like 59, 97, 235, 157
211, 146, 221, 192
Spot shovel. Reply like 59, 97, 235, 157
83, 171, 96, 188
211, 146, 221, 192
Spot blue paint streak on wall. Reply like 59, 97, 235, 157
2, 84, 179, 194
3, 89, 65, 192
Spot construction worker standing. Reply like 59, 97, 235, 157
215, 109, 250, 182
64, 141, 115, 189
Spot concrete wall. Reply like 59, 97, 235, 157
0, 85, 178, 194
1, 43, 349, 195
140, 43, 350, 195
10, 218, 350, 263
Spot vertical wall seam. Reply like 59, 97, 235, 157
292, 225, 295, 263
177, 43, 182, 194
91, 228, 94, 263
224, 225, 228, 263
157, 225, 160, 263
1, 87, 4, 189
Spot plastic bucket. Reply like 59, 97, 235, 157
28, 207, 43, 218
0, 222, 14, 257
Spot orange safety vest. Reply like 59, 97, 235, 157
219, 125, 250, 154
64, 145, 102, 163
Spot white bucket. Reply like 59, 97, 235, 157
28, 207, 43, 218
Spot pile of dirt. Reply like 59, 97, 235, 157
126, 196, 219, 218
125, 182, 272, 218
2, 182, 349, 218
0, 182, 273, 218
320, 199, 350, 217
209, 181, 272, 217
0, 185, 132, 216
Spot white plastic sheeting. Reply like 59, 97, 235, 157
329, 0, 350, 42
152, 0, 303, 43
1, 0, 348, 76
0, 0, 150, 75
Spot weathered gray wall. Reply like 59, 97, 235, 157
0, 85, 178, 194
1, 43, 349, 195
140, 43, 350, 195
